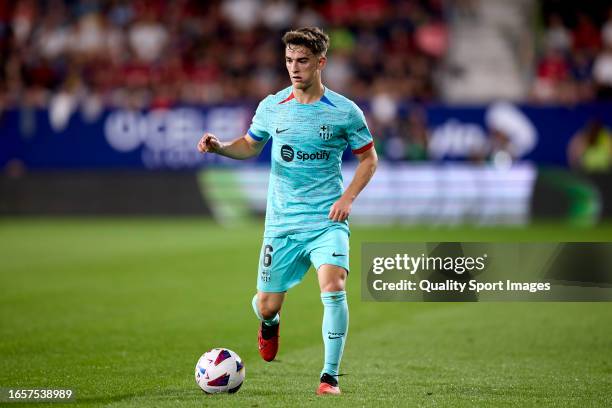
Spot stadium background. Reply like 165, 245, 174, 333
1, 0, 611, 406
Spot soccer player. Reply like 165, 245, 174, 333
197, 27, 377, 395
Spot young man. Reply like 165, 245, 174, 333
197, 27, 377, 395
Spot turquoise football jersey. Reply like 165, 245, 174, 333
247, 86, 374, 237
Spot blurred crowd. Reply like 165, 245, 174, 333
531, 1, 612, 103
0, 0, 446, 111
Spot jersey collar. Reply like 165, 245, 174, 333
279, 87, 336, 107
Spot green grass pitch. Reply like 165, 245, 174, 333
1, 219, 611, 407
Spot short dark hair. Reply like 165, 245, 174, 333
282, 27, 330, 56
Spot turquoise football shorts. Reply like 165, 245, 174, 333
256, 225, 350, 293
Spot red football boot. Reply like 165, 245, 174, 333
257, 320, 280, 362
316, 373, 341, 395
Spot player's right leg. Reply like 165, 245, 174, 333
253, 235, 310, 362
252, 291, 284, 362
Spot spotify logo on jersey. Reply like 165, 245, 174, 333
280, 145, 295, 162
280, 144, 330, 162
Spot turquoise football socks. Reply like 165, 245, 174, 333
252, 291, 348, 375
320, 291, 348, 377
251, 294, 279, 326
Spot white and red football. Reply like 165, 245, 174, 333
195, 348, 245, 394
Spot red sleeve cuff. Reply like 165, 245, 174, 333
352, 141, 374, 155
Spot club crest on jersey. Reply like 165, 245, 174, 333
319, 124, 333, 141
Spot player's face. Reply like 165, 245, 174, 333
285, 45, 325, 90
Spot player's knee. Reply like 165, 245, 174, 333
257, 298, 280, 319
318, 265, 347, 293
321, 278, 346, 293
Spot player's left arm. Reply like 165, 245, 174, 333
328, 147, 378, 222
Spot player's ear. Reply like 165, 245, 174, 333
318, 55, 327, 70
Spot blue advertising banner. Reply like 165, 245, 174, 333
1, 103, 610, 169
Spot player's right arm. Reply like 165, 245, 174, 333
198, 97, 272, 160
197, 133, 265, 160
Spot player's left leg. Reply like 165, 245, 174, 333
307, 226, 350, 395
316, 264, 348, 395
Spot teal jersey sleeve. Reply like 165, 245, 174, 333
346, 104, 374, 154
247, 97, 272, 143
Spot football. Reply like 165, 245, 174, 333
195, 348, 245, 394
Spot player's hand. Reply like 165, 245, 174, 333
197, 133, 222, 154
328, 197, 352, 222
